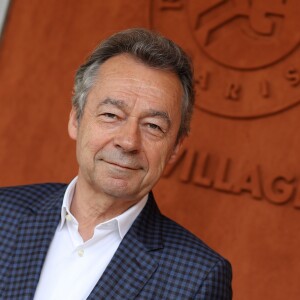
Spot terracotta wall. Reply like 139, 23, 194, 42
1, 1, 300, 299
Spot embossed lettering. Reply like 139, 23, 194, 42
260, 80, 271, 98
285, 68, 300, 86
193, 151, 212, 187
179, 149, 196, 183
264, 176, 296, 205
195, 70, 210, 91
214, 157, 233, 192
225, 83, 241, 100
163, 147, 196, 183
162, 147, 299, 209
232, 166, 263, 199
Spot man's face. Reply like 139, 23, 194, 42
68, 54, 183, 202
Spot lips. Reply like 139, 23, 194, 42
104, 160, 140, 170
96, 151, 144, 171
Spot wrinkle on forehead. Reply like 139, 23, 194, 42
96, 97, 171, 126
96, 54, 183, 97
96, 76, 180, 102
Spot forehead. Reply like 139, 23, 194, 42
90, 54, 183, 108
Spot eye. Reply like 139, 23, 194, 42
98, 112, 120, 122
102, 113, 117, 119
147, 123, 163, 132
97, 112, 121, 124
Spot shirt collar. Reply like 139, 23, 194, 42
59, 177, 148, 239
60, 176, 77, 230
112, 194, 147, 238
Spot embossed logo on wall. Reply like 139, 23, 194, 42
151, 0, 300, 118
150, 0, 300, 209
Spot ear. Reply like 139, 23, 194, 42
168, 139, 183, 164
68, 107, 79, 141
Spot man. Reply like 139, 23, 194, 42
0, 28, 232, 299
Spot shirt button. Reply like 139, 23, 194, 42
78, 249, 84, 257
66, 214, 72, 221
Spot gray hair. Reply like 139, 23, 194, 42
72, 28, 195, 142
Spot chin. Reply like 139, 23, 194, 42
99, 181, 137, 200
91, 174, 145, 200
104, 189, 139, 201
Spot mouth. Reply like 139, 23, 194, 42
103, 160, 141, 170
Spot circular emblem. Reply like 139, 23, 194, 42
187, 0, 300, 70
150, 0, 300, 119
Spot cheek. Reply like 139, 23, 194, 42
78, 128, 111, 153
146, 146, 171, 174
88, 140, 104, 153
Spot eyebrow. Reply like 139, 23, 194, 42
98, 97, 171, 126
146, 110, 171, 127
97, 98, 129, 110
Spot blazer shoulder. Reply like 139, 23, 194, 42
136, 205, 232, 299
0, 183, 67, 215
160, 214, 230, 270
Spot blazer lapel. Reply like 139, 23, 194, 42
88, 193, 163, 300
3, 187, 65, 299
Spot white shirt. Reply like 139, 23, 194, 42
34, 177, 147, 300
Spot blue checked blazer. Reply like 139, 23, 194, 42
0, 183, 232, 299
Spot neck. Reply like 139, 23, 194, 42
70, 177, 139, 241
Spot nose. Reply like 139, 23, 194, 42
114, 118, 141, 153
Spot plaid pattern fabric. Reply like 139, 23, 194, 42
0, 184, 232, 299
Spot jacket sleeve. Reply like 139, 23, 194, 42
194, 258, 232, 300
